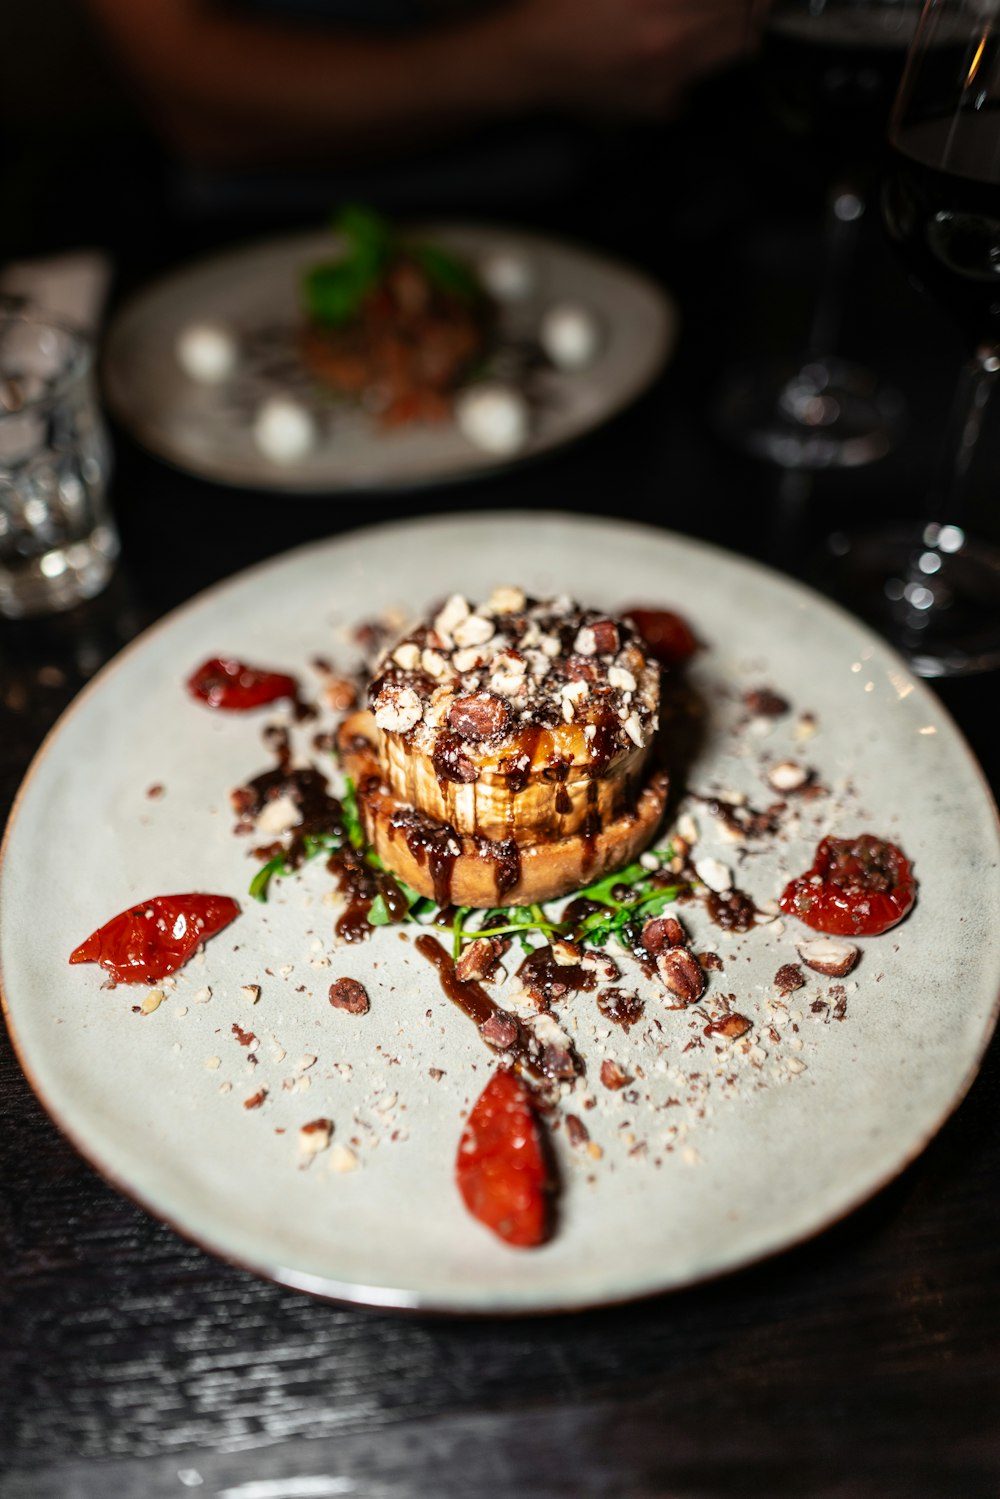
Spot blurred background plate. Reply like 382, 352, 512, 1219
101, 226, 677, 492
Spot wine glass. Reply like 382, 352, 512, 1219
716, 0, 920, 468
822, 0, 1000, 675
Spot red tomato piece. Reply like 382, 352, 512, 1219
779, 835, 916, 937
455, 1069, 552, 1248
624, 607, 700, 668
69, 893, 240, 984
187, 658, 299, 711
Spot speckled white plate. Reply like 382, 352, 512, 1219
2, 515, 999, 1313
102, 227, 676, 492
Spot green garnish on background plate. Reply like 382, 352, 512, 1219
302, 203, 483, 329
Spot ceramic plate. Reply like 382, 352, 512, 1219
2, 515, 998, 1313
102, 227, 676, 491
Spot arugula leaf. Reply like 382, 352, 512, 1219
367, 893, 393, 927
341, 778, 366, 851
247, 749, 686, 970
302, 205, 394, 327
249, 853, 290, 903
577, 862, 647, 906
397, 877, 423, 909
302, 258, 377, 328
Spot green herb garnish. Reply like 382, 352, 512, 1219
302, 203, 483, 328
248, 776, 684, 956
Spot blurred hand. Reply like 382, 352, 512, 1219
512, 0, 753, 117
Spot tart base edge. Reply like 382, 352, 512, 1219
337, 710, 669, 908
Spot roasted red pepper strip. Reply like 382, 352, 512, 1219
780, 835, 916, 937
456, 1069, 552, 1248
69, 893, 240, 984
624, 607, 700, 668
187, 658, 299, 711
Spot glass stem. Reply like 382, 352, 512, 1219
930, 343, 1000, 525
896, 344, 1000, 633
804, 182, 865, 360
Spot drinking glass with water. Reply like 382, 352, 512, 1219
0, 305, 119, 619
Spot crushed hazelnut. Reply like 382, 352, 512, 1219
329, 976, 370, 1014
298, 1117, 333, 1156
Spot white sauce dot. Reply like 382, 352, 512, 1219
175, 322, 238, 384
454, 383, 530, 456
253, 395, 317, 464
477, 250, 536, 302
539, 303, 601, 371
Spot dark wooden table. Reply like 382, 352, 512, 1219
2, 91, 999, 1499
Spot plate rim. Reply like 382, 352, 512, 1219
3, 512, 999, 1314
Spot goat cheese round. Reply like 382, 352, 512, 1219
175, 322, 238, 384
454, 383, 529, 457
477, 249, 536, 302
539, 303, 601, 371
252, 395, 317, 464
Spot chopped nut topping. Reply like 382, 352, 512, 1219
589, 619, 620, 654
328, 977, 370, 1014
608, 665, 637, 692
656, 948, 705, 1005
768, 760, 810, 793
456, 937, 507, 983
421, 648, 449, 679
329, 1143, 359, 1173
480, 1011, 519, 1050
600, 1058, 631, 1090
373, 683, 422, 733
452, 613, 495, 649
371, 592, 658, 763
488, 585, 525, 615
452, 645, 486, 673
745, 687, 790, 717
622, 713, 644, 747
797, 937, 860, 978
774, 963, 806, 995
299, 1118, 333, 1155
695, 857, 732, 893
434, 593, 470, 639
448, 692, 511, 742
641, 915, 686, 954
392, 642, 421, 671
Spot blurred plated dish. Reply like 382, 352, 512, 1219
102, 221, 677, 491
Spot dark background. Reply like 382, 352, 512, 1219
1, 5, 999, 1496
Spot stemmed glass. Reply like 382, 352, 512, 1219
717, 0, 921, 468
823, 0, 1000, 675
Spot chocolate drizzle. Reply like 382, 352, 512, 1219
431, 731, 479, 785
518, 945, 596, 1006
415, 934, 540, 1078
471, 834, 521, 900
386, 806, 460, 907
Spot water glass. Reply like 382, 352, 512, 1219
0, 306, 119, 619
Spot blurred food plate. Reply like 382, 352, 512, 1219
102, 226, 677, 491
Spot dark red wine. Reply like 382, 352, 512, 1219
764, 6, 918, 154
882, 107, 1000, 345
